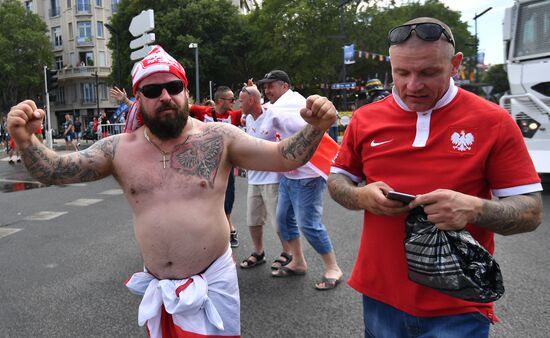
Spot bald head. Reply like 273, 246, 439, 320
239, 85, 263, 117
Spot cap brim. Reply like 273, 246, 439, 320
258, 78, 277, 85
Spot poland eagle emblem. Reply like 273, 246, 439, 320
451, 130, 474, 151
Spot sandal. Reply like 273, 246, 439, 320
271, 252, 293, 270
240, 251, 266, 269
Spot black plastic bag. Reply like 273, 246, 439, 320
404, 207, 505, 303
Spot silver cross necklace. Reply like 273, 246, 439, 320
143, 119, 193, 169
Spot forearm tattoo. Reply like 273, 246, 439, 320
474, 193, 542, 235
280, 125, 323, 165
327, 174, 362, 210
170, 125, 224, 187
21, 136, 119, 185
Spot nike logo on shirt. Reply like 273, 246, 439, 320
370, 140, 393, 147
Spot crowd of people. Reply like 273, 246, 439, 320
4, 16, 543, 338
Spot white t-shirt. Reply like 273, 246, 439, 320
259, 89, 320, 180
245, 112, 282, 185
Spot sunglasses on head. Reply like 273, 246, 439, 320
388, 23, 455, 47
139, 80, 185, 99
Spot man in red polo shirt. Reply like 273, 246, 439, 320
328, 17, 543, 337
190, 86, 243, 248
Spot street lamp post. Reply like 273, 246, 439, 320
473, 7, 492, 83
189, 43, 199, 103
93, 71, 100, 116
104, 23, 121, 86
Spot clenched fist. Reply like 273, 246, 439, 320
300, 95, 337, 132
7, 100, 45, 149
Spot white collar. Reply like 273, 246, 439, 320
392, 77, 458, 114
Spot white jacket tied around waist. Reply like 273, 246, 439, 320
125, 247, 240, 337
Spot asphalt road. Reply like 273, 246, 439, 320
0, 160, 549, 337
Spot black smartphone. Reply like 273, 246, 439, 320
386, 191, 416, 204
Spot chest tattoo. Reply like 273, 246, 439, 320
170, 134, 223, 187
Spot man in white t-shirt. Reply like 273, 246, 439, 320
258, 70, 343, 290
238, 86, 292, 270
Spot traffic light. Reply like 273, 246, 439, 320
46, 68, 58, 91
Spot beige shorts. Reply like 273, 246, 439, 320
247, 183, 279, 230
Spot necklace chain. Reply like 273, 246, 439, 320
143, 119, 193, 169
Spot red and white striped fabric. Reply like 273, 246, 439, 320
125, 248, 240, 337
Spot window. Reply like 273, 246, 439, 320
52, 26, 62, 47
57, 87, 65, 104
55, 56, 64, 69
98, 51, 106, 66
69, 52, 75, 66
97, 21, 104, 38
77, 21, 92, 43
50, 0, 60, 17
111, 0, 119, 13
67, 0, 71, 8
81, 83, 95, 103
514, 1, 550, 58
24, 1, 32, 11
96, 0, 102, 7
79, 51, 94, 66
77, 0, 90, 13
68, 22, 73, 39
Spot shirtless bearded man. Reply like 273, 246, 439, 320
7, 46, 337, 337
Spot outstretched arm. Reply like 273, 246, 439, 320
20, 137, 118, 185
228, 95, 337, 171
8, 100, 117, 185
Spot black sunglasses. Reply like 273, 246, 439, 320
388, 23, 455, 47
139, 80, 185, 99
220, 97, 235, 103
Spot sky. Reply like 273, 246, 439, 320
438, 0, 516, 65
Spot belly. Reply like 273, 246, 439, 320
134, 201, 229, 279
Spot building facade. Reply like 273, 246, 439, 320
21, 0, 121, 134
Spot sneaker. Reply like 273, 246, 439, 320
16, 158, 21, 163
230, 230, 239, 248
8, 159, 14, 164
77, 143, 81, 147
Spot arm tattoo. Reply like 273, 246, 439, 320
280, 125, 323, 165
21, 136, 119, 185
327, 174, 363, 210
171, 125, 224, 187
474, 192, 542, 236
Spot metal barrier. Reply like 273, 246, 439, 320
97, 123, 125, 140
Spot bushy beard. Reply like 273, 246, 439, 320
141, 101, 189, 140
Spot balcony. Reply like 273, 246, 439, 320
58, 66, 111, 80
76, 36, 94, 46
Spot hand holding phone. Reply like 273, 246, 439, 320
386, 191, 416, 204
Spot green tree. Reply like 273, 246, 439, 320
108, 0, 248, 101
350, 0, 475, 86
481, 64, 510, 99
0, 0, 52, 112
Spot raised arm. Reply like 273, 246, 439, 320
7, 100, 117, 185
228, 95, 337, 172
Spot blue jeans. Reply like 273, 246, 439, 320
362, 295, 490, 338
276, 176, 333, 254
224, 169, 235, 215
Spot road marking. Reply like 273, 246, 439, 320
65, 183, 88, 187
0, 228, 21, 239
65, 198, 103, 206
24, 211, 68, 221
99, 189, 123, 195
0, 178, 42, 184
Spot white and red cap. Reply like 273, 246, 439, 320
131, 45, 188, 95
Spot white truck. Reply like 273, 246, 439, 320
500, 0, 550, 173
